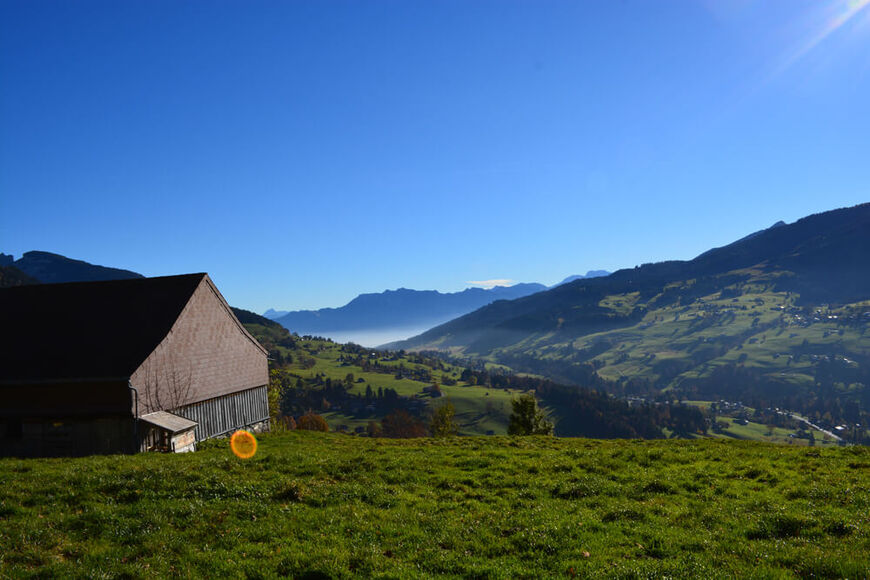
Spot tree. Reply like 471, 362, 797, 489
430, 401, 459, 437
366, 420, 382, 437
381, 410, 427, 438
508, 393, 554, 436
296, 411, 329, 432
268, 368, 292, 427
139, 349, 193, 413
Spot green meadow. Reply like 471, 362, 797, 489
412, 279, 870, 408
270, 337, 844, 444
277, 339, 525, 435
2, 432, 868, 578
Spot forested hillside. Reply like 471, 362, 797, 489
390, 204, 870, 437
0, 265, 39, 288
233, 308, 841, 445
4, 251, 143, 284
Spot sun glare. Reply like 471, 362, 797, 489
230, 430, 258, 459
783, 0, 870, 70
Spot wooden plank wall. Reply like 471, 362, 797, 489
174, 385, 269, 442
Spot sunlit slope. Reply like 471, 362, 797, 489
391, 204, 870, 404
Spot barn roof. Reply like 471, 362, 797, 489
140, 411, 198, 433
0, 273, 207, 382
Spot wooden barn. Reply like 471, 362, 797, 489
0, 273, 270, 457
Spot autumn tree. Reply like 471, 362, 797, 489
381, 410, 427, 438
296, 411, 330, 432
366, 420, 382, 437
139, 349, 192, 413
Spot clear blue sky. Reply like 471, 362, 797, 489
2, 0, 869, 312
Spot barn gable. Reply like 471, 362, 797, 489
130, 275, 270, 440
0, 274, 270, 457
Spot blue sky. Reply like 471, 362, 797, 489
2, 0, 869, 313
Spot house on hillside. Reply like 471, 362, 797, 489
0, 273, 270, 457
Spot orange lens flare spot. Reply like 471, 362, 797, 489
230, 430, 257, 459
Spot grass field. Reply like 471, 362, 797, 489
276, 339, 851, 444
283, 340, 526, 435
323, 384, 519, 436
2, 432, 868, 578
711, 420, 836, 445
431, 281, 870, 397
681, 401, 841, 447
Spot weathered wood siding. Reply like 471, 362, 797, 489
130, 275, 269, 414
174, 385, 269, 441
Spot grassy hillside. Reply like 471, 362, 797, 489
392, 204, 870, 435
1, 432, 867, 578
229, 308, 513, 434
233, 309, 839, 444
487, 281, 868, 392
289, 340, 519, 436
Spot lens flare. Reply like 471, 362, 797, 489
230, 430, 257, 459
782, 0, 870, 71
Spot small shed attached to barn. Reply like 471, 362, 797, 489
0, 273, 270, 457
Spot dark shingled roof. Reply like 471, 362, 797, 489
0, 274, 207, 382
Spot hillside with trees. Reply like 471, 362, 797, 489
0, 265, 39, 288
389, 204, 870, 439
233, 308, 843, 444
1, 251, 143, 284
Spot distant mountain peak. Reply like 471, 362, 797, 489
554, 270, 611, 287
263, 308, 290, 320
5, 250, 144, 284
269, 283, 548, 345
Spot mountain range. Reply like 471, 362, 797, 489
388, 203, 870, 429
270, 284, 547, 346
0, 251, 143, 284
266, 270, 611, 346
263, 270, 610, 321
5, 203, 870, 431
0, 249, 610, 348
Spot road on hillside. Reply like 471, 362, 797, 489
778, 411, 844, 443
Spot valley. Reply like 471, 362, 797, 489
237, 309, 841, 445
390, 204, 870, 440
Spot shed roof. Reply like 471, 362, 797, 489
140, 411, 198, 433
0, 273, 207, 382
